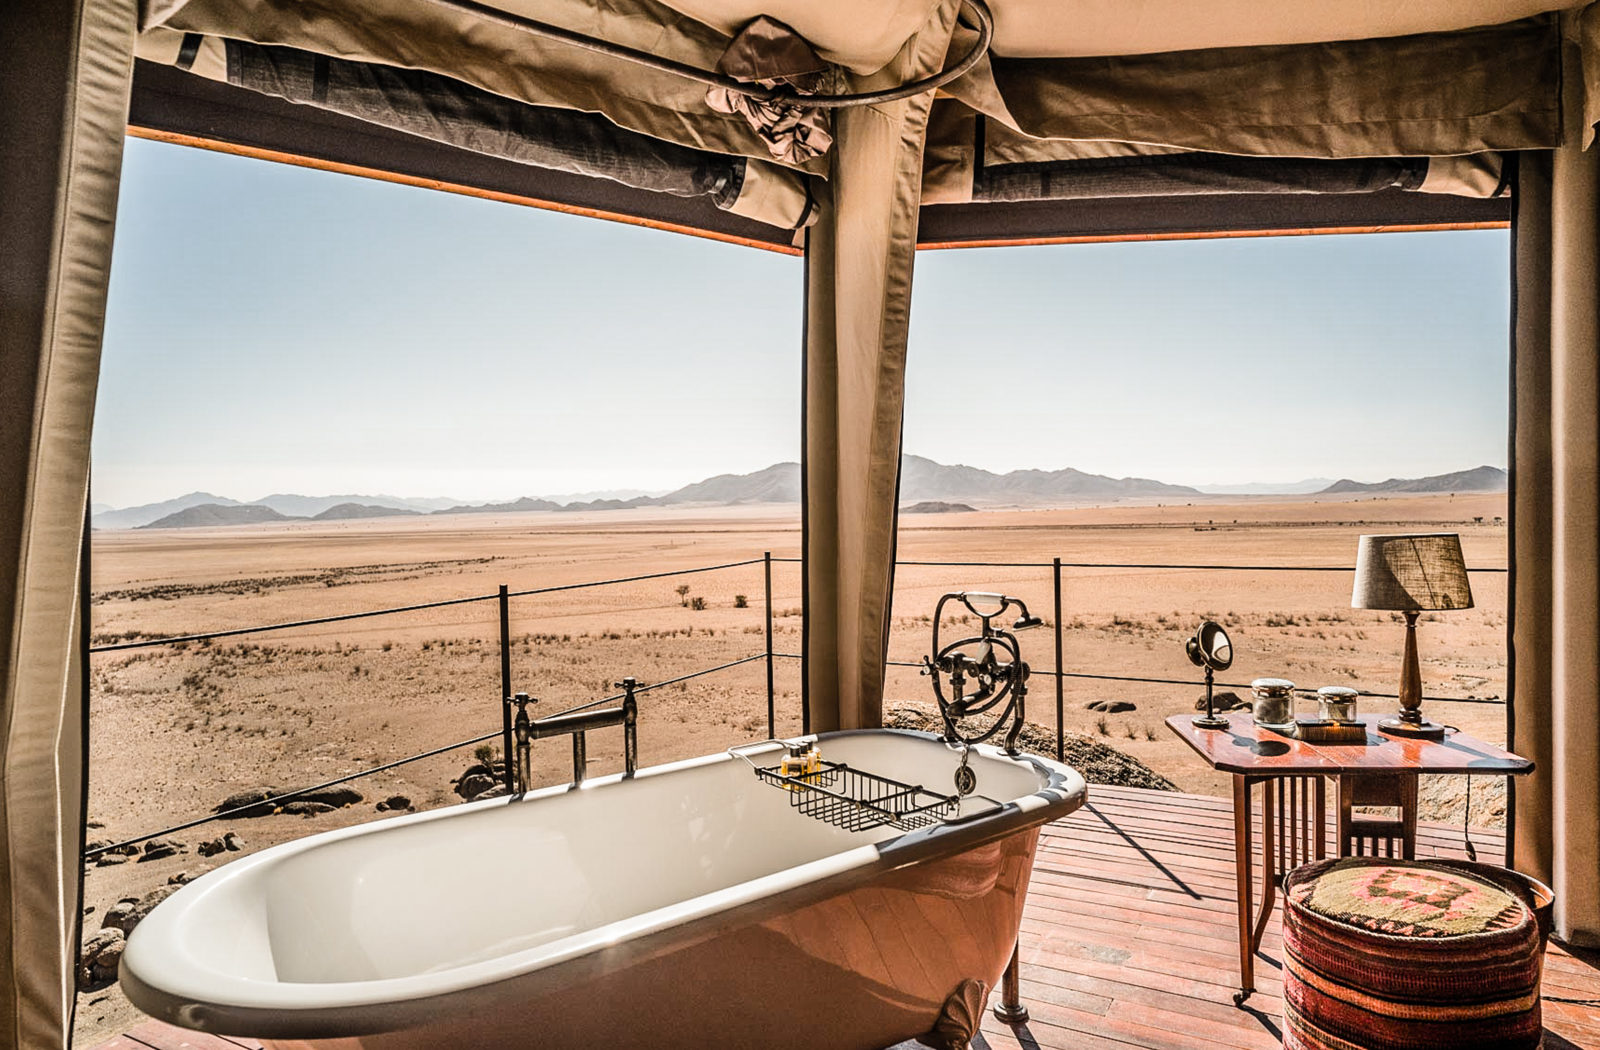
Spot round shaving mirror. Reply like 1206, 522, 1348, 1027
1188, 620, 1234, 729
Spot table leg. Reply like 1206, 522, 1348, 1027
1315, 777, 1327, 859
1253, 780, 1277, 952
1232, 776, 1255, 1006
1401, 776, 1418, 859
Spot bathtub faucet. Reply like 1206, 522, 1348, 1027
923, 591, 1036, 754
510, 679, 640, 791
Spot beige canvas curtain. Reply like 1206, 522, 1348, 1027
0, 0, 136, 1046
802, 0, 959, 733
1511, 27, 1600, 948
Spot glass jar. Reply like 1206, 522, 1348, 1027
1317, 686, 1360, 722
1251, 678, 1297, 730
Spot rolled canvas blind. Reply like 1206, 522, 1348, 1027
135, 31, 817, 230
142, 0, 832, 176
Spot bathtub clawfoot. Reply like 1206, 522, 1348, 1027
919, 977, 988, 1050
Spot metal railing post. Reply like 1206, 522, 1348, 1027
499, 584, 514, 793
1053, 557, 1064, 763
764, 551, 775, 738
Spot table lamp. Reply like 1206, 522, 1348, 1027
1351, 533, 1473, 740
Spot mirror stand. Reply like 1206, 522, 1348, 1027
1192, 665, 1230, 729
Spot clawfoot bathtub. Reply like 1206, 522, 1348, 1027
122, 729, 1085, 1049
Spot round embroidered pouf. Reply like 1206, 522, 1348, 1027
1282, 858, 1548, 1050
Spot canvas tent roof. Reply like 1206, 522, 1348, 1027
4, 2, 1599, 1047
126, 0, 1587, 248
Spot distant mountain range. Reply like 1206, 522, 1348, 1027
1317, 465, 1507, 495
98, 459, 1508, 530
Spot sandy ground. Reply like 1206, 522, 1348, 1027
75, 491, 1509, 1045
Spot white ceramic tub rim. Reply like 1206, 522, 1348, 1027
121, 729, 1085, 1037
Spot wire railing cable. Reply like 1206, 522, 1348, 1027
84, 651, 769, 859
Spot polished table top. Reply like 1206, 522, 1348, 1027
1165, 712, 1534, 777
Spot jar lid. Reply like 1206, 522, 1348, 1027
1317, 686, 1360, 698
1251, 678, 1295, 692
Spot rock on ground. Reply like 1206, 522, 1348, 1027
883, 703, 1178, 792
1085, 699, 1136, 713
375, 795, 412, 812
454, 773, 495, 799
280, 801, 334, 816
138, 839, 183, 862
296, 787, 363, 808
77, 929, 123, 991
214, 789, 278, 818
1194, 690, 1250, 711
100, 885, 178, 935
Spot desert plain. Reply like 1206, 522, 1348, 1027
76, 490, 1509, 1044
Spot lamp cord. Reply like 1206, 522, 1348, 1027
1443, 725, 1477, 861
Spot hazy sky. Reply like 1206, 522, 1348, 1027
94, 137, 1510, 508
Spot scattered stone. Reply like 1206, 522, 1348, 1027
139, 838, 183, 862
1194, 690, 1249, 712
95, 853, 128, 867
883, 702, 1179, 792
454, 773, 495, 800
168, 872, 193, 886
78, 928, 124, 991
280, 801, 335, 816
223, 832, 244, 851
113, 843, 140, 855
296, 787, 363, 808
83, 905, 95, 915
216, 789, 279, 818
470, 785, 510, 802
85, 839, 110, 854
1085, 699, 1137, 713
375, 795, 412, 813
100, 902, 135, 931
86, 820, 106, 829
101, 886, 178, 935
458, 763, 493, 780
197, 838, 226, 857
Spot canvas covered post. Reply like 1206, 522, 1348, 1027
0, 0, 136, 1044
1510, 13, 1600, 947
802, 0, 959, 733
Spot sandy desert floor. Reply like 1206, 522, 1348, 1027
75, 491, 1509, 1044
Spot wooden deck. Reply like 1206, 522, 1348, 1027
90, 785, 1600, 1050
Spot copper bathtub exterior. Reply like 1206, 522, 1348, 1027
258, 829, 1041, 1050
122, 730, 1085, 1050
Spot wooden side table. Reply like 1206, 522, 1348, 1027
1166, 712, 1533, 1006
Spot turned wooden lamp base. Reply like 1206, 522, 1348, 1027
1378, 610, 1447, 740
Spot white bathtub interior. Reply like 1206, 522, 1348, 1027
157, 734, 1053, 989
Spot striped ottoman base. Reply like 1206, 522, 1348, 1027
1282, 858, 1548, 1050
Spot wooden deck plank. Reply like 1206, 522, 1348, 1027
84, 786, 1593, 1050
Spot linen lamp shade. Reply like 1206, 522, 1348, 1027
1352, 533, 1473, 612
